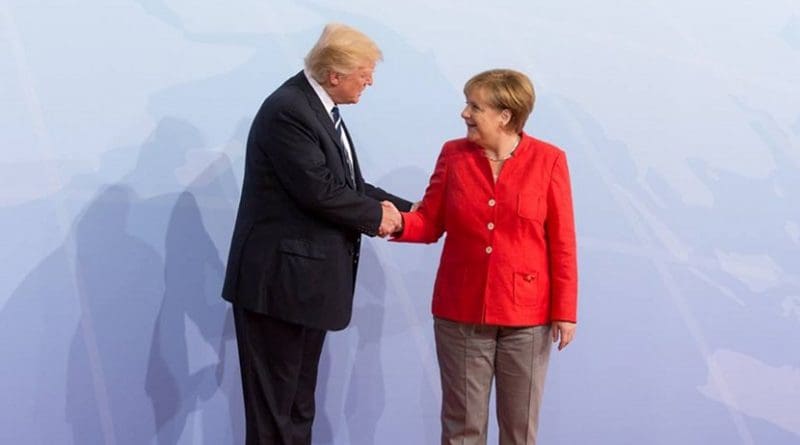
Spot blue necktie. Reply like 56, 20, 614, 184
331, 106, 355, 184
331, 106, 343, 138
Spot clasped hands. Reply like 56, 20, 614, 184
378, 201, 403, 238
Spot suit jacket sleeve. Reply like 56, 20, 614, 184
546, 152, 578, 322
363, 183, 413, 212
261, 107, 382, 235
392, 145, 449, 243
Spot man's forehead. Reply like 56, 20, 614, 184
354, 63, 376, 73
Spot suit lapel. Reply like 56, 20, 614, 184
294, 72, 357, 189
341, 122, 361, 191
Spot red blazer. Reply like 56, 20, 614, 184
394, 133, 578, 326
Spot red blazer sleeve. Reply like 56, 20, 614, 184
546, 152, 578, 322
392, 145, 449, 243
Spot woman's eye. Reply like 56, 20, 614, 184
465, 102, 481, 112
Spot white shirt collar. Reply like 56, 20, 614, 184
303, 69, 336, 118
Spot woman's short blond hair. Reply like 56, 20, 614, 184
304, 23, 383, 84
464, 69, 535, 133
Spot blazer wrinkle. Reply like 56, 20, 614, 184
222, 71, 411, 331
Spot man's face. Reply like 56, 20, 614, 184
327, 63, 375, 105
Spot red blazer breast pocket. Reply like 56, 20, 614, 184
517, 192, 545, 223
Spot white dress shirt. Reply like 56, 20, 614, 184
303, 70, 356, 178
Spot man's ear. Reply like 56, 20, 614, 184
327, 70, 340, 87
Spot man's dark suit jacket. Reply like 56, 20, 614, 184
222, 71, 411, 331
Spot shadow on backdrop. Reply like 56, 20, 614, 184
0, 116, 245, 444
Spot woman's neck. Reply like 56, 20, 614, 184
483, 133, 521, 161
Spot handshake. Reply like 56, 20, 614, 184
378, 201, 403, 238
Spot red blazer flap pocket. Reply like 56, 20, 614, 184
517, 192, 544, 222
513, 271, 540, 307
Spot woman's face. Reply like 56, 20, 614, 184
461, 87, 509, 148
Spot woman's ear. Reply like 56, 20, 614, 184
501, 109, 512, 126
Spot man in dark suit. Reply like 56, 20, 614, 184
221, 23, 411, 444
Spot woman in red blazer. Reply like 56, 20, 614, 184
393, 69, 578, 444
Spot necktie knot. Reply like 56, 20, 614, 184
331, 106, 342, 129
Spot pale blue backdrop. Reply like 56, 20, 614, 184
1, 1, 799, 444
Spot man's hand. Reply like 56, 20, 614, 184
378, 201, 403, 237
551, 321, 576, 351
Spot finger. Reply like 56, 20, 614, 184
560, 329, 575, 351
559, 330, 569, 350
551, 325, 559, 343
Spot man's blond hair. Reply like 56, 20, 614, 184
304, 23, 383, 84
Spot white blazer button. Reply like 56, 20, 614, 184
488, 199, 496, 207
485, 246, 493, 254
